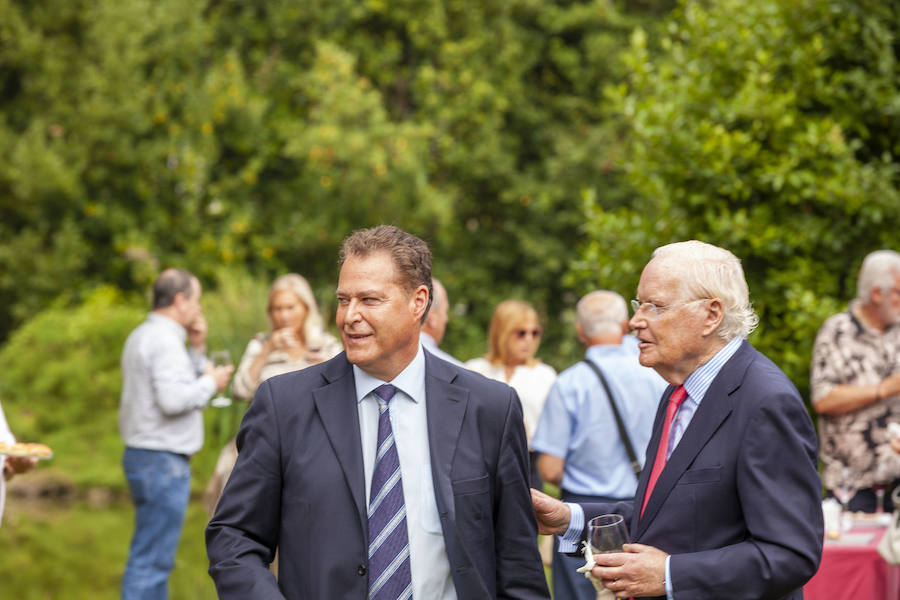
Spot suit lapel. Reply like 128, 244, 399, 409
312, 355, 367, 533
636, 342, 754, 538
423, 352, 468, 523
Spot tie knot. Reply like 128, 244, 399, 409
669, 385, 688, 408
373, 384, 397, 404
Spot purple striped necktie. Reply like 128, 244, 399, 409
367, 384, 413, 600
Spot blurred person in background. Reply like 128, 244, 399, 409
119, 268, 233, 600
531, 290, 667, 600
466, 299, 557, 488
204, 273, 341, 514
0, 400, 37, 527
420, 277, 464, 366
813, 249, 900, 512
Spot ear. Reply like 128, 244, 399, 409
701, 298, 726, 337
411, 285, 429, 321
575, 323, 587, 345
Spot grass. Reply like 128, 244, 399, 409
0, 497, 217, 599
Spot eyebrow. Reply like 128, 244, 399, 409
335, 288, 383, 297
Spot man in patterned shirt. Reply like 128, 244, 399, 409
812, 249, 900, 512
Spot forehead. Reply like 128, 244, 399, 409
337, 251, 402, 292
637, 258, 681, 301
271, 290, 301, 305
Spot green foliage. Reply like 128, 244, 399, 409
0, 0, 674, 373
0, 499, 216, 599
573, 0, 900, 399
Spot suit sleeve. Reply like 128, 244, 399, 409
669, 392, 824, 599
493, 387, 552, 599
206, 380, 285, 599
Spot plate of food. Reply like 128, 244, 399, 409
0, 441, 53, 459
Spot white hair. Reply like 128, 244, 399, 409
857, 250, 900, 303
577, 291, 627, 338
652, 240, 758, 340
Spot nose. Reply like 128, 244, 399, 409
342, 298, 362, 325
628, 312, 646, 331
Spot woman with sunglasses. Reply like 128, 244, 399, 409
466, 299, 557, 487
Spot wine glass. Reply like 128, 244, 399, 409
873, 464, 889, 515
833, 467, 856, 528
209, 349, 232, 408
588, 514, 630, 554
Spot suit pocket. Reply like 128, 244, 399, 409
453, 475, 491, 528
452, 474, 489, 496
679, 466, 722, 484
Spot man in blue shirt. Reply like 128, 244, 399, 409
532, 290, 666, 600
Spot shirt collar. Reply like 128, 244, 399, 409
353, 343, 426, 404
420, 331, 438, 350
147, 311, 186, 342
585, 344, 628, 360
683, 335, 743, 402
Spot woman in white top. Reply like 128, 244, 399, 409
205, 274, 341, 514
465, 299, 556, 487
0, 402, 36, 527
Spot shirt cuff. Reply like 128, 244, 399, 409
666, 555, 674, 599
557, 502, 585, 553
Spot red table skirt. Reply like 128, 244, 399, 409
804, 525, 900, 600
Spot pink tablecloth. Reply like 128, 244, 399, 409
804, 524, 900, 600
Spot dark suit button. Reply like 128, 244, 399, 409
358, 564, 367, 576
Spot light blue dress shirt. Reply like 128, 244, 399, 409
354, 344, 456, 600
420, 332, 465, 367
560, 336, 743, 600
531, 344, 667, 498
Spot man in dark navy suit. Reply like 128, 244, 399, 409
207, 225, 549, 599
533, 240, 822, 599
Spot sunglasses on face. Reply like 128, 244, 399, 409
513, 328, 543, 339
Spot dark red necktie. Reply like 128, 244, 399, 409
641, 386, 688, 517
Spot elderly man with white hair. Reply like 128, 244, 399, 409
532, 240, 822, 600
531, 290, 666, 600
420, 278, 464, 366
813, 249, 900, 513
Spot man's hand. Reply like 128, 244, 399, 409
206, 364, 234, 392
187, 313, 208, 350
3, 456, 38, 481
591, 543, 669, 598
530, 488, 571, 535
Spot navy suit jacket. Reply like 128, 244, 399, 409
581, 341, 823, 600
206, 350, 550, 599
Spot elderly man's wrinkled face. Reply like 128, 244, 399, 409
628, 258, 712, 385
877, 273, 900, 327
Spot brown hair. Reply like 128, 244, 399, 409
485, 299, 541, 366
339, 225, 433, 322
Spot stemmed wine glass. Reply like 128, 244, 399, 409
873, 464, 889, 515
209, 349, 233, 408
833, 467, 856, 529
588, 514, 630, 554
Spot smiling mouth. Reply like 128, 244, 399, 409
344, 332, 372, 341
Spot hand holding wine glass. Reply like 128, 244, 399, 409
209, 350, 234, 408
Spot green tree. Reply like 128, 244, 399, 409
572, 0, 900, 398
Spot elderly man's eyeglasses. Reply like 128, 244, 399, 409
513, 328, 543, 339
630, 298, 708, 318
